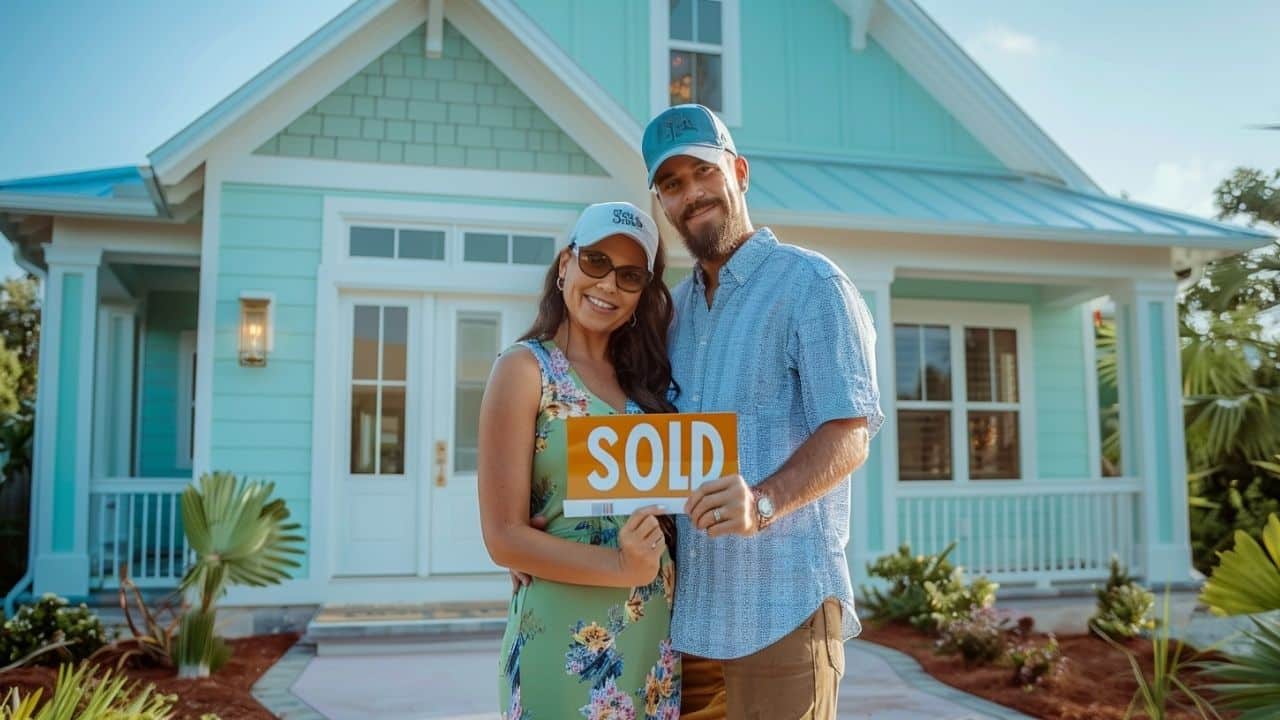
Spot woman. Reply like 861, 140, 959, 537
478, 201, 681, 720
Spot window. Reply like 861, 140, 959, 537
349, 226, 445, 260
454, 314, 500, 472
350, 305, 409, 475
895, 319, 1024, 482
462, 232, 555, 266
652, 0, 740, 124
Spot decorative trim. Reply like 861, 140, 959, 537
831, 0, 879, 51
175, 330, 197, 470
191, 161, 222, 479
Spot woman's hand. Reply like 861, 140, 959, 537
617, 505, 667, 586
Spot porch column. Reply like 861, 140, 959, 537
32, 246, 102, 599
849, 269, 896, 586
1113, 278, 1194, 584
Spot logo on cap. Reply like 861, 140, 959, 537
612, 208, 645, 230
660, 116, 698, 143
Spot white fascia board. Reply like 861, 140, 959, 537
756, 208, 1273, 252
148, 0, 400, 184
873, 0, 1100, 192
0, 192, 160, 219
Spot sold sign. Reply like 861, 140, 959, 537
563, 412, 738, 518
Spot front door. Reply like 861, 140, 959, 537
429, 296, 536, 574
336, 296, 425, 576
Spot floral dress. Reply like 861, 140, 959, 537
499, 339, 680, 720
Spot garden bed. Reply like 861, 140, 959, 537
0, 632, 299, 720
859, 622, 1227, 720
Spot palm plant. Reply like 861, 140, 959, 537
0, 663, 176, 720
1194, 513, 1280, 717
176, 471, 303, 678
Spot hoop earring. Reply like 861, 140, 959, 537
556, 276, 565, 292
629, 314, 638, 328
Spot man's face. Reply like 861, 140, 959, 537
652, 153, 750, 263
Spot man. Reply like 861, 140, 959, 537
646, 103, 883, 719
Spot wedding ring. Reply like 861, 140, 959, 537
713, 508, 723, 523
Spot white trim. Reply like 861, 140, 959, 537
649, 0, 742, 126
831, 0, 879, 51
0, 192, 160, 219
132, 300, 148, 476
891, 299, 1036, 485
175, 330, 197, 470
851, 273, 896, 582
191, 161, 221, 479
221, 154, 628, 206
93, 305, 138, 479
425, 0, 444, 57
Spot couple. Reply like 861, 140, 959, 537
478, 104, 884, 720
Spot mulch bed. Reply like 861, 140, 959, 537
0, 633, 299, 719
859, 622, 1231, 720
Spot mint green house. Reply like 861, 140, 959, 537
1, 0, 1271, 610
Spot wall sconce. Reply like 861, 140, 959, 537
238, 292, 274, 367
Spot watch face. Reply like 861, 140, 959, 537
757, 495, 775, 518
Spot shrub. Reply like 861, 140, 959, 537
0, 663, 180, 720
936, 606, 1009, 666
1089, 556, 1157, 640
1006, 636, 1066, 690
860, 543, 998, 634
0, 594, 106, 668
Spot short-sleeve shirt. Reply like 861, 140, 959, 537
667, 227, 884, 660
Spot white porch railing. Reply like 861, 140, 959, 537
89, 478, 193, 589
895, 480, 1142, 587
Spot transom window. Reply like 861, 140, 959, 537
653, 0, 740, 124
895, 316, 1025, 482
463, 232, 555, 266
350, 226, 446, 260
347, 225, 557, 267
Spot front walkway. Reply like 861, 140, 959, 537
253, 634, 1031, 719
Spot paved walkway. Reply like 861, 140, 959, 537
253, 635, 1031, 719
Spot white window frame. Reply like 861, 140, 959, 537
175, 330, 197, 470
650, 0, 742, 126
347, 223, 451, 263
892, 299, 1037, 485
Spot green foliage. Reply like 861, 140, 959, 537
1199, 513, 1280, 617
1005, 636, 1066, 690
1214, 167, 1280, 227
176, 472, 303, 677
0, 594, 106, 668
1196, 617, 1280, 720
935, 606, 1008, 666
87, 567, 183, 671
859, 543, 998, 634
0, 663, 178, 720
1098, 592, 1220, 720
1090, 557, 1157, 640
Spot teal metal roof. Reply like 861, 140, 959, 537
0, 166, 148, 198
747, 155, 1273, 248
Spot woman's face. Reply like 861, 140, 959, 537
557, 234, 648, 336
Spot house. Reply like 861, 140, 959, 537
1, 0, 1272, 612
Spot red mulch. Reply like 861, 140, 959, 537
0, 633, 298, 720
859, 622, 1232, 720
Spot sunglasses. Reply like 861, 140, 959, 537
572, 244, 653, 293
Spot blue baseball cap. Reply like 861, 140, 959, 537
642, 104, 737, 188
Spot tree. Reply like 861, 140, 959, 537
0, 276, 40, 405
1214, 167, 1280, 228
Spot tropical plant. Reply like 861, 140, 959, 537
1005, 636, 1066, 690
1098, 592, 1220, 720
935, 606, 1008, 666
176, 471, 303, 678
1193, 512, 1280, 716
0, 663, 177, 720
1090, 557, 1157, 640
88, 565, 183, 670
859, 543, 998, 634
0, 594, 106, 668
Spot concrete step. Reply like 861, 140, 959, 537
304, 601, 508, 656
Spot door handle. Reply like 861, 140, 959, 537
435, 440, 448, 487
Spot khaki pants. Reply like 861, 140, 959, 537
680, 598, 845, 720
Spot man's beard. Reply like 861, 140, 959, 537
676, 198, 747, 263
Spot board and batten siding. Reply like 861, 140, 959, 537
139, 292, 198, 478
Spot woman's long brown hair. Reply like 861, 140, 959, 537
520, 237, 681, 548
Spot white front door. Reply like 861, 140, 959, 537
336, 296, 425, 576
428, 296, 536, 574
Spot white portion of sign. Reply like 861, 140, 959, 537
563, 497, 687, 519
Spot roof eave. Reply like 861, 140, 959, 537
755, 209, 1274, 252
0, 192, 162, 219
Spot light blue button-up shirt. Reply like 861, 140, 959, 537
668, 227, 884, 659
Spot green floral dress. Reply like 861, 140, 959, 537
499, 339, 680, 720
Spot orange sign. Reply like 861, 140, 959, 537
564, 412, 739, 517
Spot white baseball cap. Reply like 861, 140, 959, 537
569, 202, 660, 272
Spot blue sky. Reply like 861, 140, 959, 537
0, 1, 1277, 276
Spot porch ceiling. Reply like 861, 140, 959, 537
747, 154, 1273, 250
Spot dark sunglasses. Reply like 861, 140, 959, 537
571, 244, 652, 293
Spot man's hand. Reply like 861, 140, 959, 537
685, 474, 757, 537
509, 514, 550, 592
